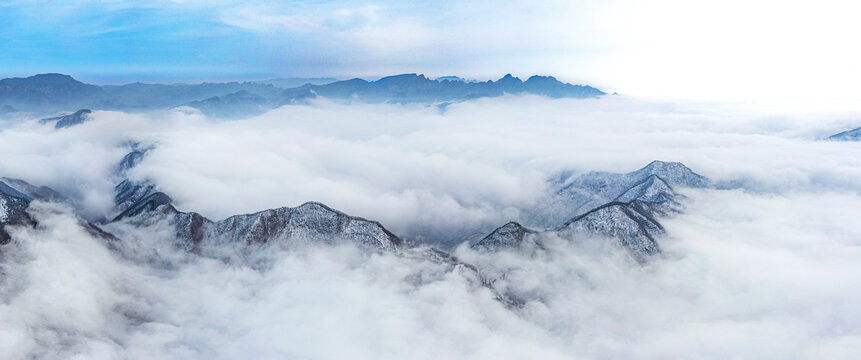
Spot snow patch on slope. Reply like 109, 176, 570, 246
0, 198, 8, 222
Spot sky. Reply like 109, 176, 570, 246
2, 0, 861, 100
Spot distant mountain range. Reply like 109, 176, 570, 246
253, 77, 339, 89
0, 73, 605, 118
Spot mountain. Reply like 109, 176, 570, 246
0, 73, 604, 117
1, 153, 704, 307
107, 147, 402, 251
182, 90, 273, 118
476, 161, 708, 262
0, 177, 68, 204
474, 200, 665, 262
110, 148, 172, 222
274, 73, 604, 105
471, 221, 539, 252
138, 201, 404, 253
828, 127, 861, 141
0, 177, 108, 244
0, 179, 35, 244
99, 82, 281, 111
0, 74, 103, 112
556, 200, 664, 259
0, 74, 282, 115
40, 109, 92, 129
99, 147, 507, 300
524, 161, 708, 229
253, 77, 338, 89
436, 76, 479, 83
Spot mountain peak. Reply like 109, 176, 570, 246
436, 76, 477, 83
1, 73, 82, 86
472, 221, 537, 251
634, 160, 709, 188
525, 75, 558, 82
31, 73, 77, 81
497, 74, 522, 83
377, 73, 426, 82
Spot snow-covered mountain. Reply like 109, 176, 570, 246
2, 147, 706, 265
524, 160, 709, 229
0, 180, 34, 244
1, 146, 707, 313
0, 177, 115, 244
107, 147, 405, 252
474, 200, 665, 262
475, 161, 709, 262
828, 127, 861, 141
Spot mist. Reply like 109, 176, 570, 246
2, 96, 861, 240
2, 96, 861, 358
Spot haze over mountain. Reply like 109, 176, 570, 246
253, 77, 339, 88
0, 73, 604, 118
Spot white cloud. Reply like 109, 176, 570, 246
9, 0, 861, 100
1, 95, 861, 358
201, 0, 861, 101
2, 176, 861, 358
3, 96, 861, 241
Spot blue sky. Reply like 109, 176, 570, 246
1, 0, 593, 84
2, 0, 860, 101
0, 1, 313, 82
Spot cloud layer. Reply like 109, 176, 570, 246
3, 96, 861, 241
1, 96, 861, 358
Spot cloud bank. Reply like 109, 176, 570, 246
1, 96, 861, 358
5, 96, 861, 241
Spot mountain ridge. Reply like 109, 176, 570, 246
475, 161, 709, 262
0, 73, 604, 117
828, 127, 861, 141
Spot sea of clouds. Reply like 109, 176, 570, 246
1, 96, 860, 359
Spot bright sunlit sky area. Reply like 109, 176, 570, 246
1, 0, 860, 102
